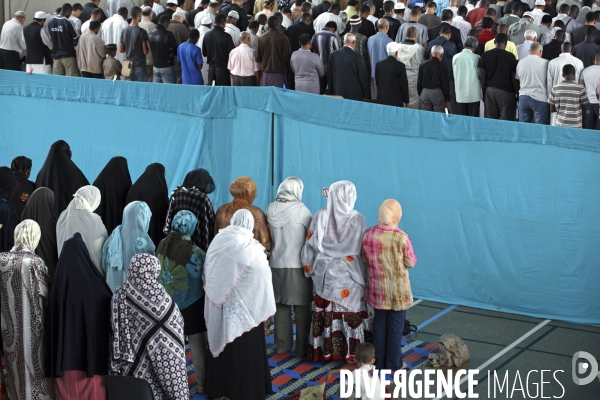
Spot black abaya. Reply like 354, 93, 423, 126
206, 322, 273, 400
0, 167, 19, 253
125, 163, 169, 246
46, 233, 113, 378
34, 140, 89, 215
21, 188, 59, 279
182, 168, 216, 194
93, 157, 132, 234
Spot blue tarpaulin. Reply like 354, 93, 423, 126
0, 70, 598, 326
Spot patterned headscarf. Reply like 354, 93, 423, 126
172, 210, 198, 235
14, 219, 41, 251
163, 187, 214, 252
10, 156, 32, 174
378, 199, 402, 226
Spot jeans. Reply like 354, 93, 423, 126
124, 65, 148, 82
372, 308, 406, 371
153, 66, 176, 83
583, 103, 600, 130
518, 95, 550, 125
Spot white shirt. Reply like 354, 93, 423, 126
580, 65, 600, 104
69, 16, 82, 33
282, 15, 293, 28
107, 0, 134, 18
225, 23, 241, 47
81, 19, 102, 35
102, 14, 128, 61
452, 15, 471, 43
227, 43, 260, 76
444, 6, 458, 17
313, 12, 345, 34
0, 19, 26, 53
196, 32, 208, 84
367, 15, 379, 25
152, 2, 165, 15
547, 52, 584, 95
516, 40, 533, 60
531, 8, 549, 25
552, 13, 568, 25
195, 9, 215, 29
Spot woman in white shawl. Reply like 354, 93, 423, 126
398, 32, 426, 109
301, 181, 372, 362
266, 177, 313, 357
56, 185, 108, 270
0, 220, 55, 400
204, 209, 275, 400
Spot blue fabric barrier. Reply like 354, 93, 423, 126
0, 70, 598, 326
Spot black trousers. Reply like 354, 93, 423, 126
208, 65, 231, 86
0, 49, 21, 71
81, 71, 103, 78
484, 87, 517, 121
457, 101, 480, 117
231, 74, 257, 86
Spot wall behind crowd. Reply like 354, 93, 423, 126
1, 70, 599, 328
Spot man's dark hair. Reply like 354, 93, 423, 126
248, 20, 260, 28
301, 12, 312, 22
440, 24, 452, 35
583, 0, 593, 8
586, 11, 596, 23
324, 20, 337, 30
256, 13, 267, 24
468, 28, 479, 37
541, 14, 552, 24
61, 3, 73, 14
274, 11, 283, 22
189, 28, 200, 40
130, 6, 142, 19
384, 0, 395, 13
406, 25, 417, 38
427, 1, 437, 9
360, 4, 370, 13
513, 3, 523, 13
159, 14, 171, 24
73, 3, 83, 11
295, 0, 303, 5
457, 5, 467, 16
301, 2, 312, 12
215, 13, 227, 25
91, 7, 103, 16
494, 32, 508, 45
348, 0, 359, 6
587, 24, 597, 38
563, 63, 575, 75
329, 4, 340, 13
558, 3, 569, 13
267, 15, 279, 29
411, 6, 422, 16
355, 343, 375, 365
441, 9, 453, 21
486, 7, 496, 17
119, 6, 129, 18
569, 4, 580, 14
554, 19, 565, 29
282, 7, 291, 13
55, 7, 62, 13
142, 7, 153, 16
555, 28, 566, 41
481, 16, 494, 29
89, 20, 101, 30
299, 33, 311, 45
595, 10, 600, 20
178, 0, 185, 6
562, 41, 572, 52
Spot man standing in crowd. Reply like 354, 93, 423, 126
579, 53, 600, 128
225, 12, 242, 47
515, 42, 549, 124
484, 24, 519, 60
547, 42, 584, 99
549, 64, 589, 127
148, 15, 178, 83
531, 0, 549, 25
256, 16, 291, 87
188, 0, 208, 27
419, 2, 441, 29
221, 0, 250, 32
70, 3, 83, 35
516, 30, 538, 60
77, 20, 105, 78
427, 24, 456, 112
195, 1, 217, 29
228, 31, 261, 86
290, 33, 324, 93
327, 33, 369, 100
563, 5, 582, 34
286, 13, 315, 53
140, 6, 157, 81
81, 8, 104, 35
368, 19, 392, 99
452, 36, 482, 116
429, 9, 463, 52
571, 11, 600, 46
311, 20, 340, 91
247, 20, 260, 49
354, 5, 376, 38
103, 7, 129, 62
108, 0, 133, 18
49, 5, 80, 76
178, 29, 205, 85
573, 26, 600, 67
347, 16, 369, 74
23, 11, 53, 74
0, 11, 26, 71
417, 45, 450, 112
543, 29, 566, 61
157, 0, 178, 24
382, 1, 401, 40
120, 6, 150, 81
313, 4, 345, 33
202, 13, 235, 85
452, 6, 472, 43
393, 3, 406, 25
466, 0, 488, 27
396, 7, 429, 47
479, 33, 518, 120
509, 12, 540, 46
576, 0, 594, 24
375, 42, 409, 106
81, 0, 107, 23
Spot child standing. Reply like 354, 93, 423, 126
103, 44, 122, 80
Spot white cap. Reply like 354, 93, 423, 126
34, 11, 47, 19
201, 14, 213, 24
386, 41, 399, 54
535, 0, 545, 5
394, 2, 406, 10
523, 11, 534, 18
228, 10, 239, 18
167, 0, 178, 4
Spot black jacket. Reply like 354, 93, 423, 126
327, 46, 369, 100
542, 40, 563, 61
80, 2, 107, 23
285, 22, 315, 52
345, 17, 376, 38
202, 25, 235, 67
23, 22, 52, 65
312, 1, 331, 20
382, 15, 401, 41
148, 25, 178, 68
220, 3, 249, 32
376, 56, 409, 107
428, 22, 464, 53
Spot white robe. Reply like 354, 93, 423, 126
102, 14, 128, 62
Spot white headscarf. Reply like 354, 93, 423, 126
203, 209, 275, 357
14, 220, 41, 251
309, 181, 365, 258
266, 176, 304, 229
56, 186, 108, 271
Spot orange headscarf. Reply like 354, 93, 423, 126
377, 199, 402, 226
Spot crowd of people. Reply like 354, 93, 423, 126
1, 0, 600, 126
0, 140, 417, 400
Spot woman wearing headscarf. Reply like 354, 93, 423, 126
8, 156, 36, 215
157, 210, 208, 393
204, 209, 275, 400
266, 177, 313, 357
214, 176, 271, 252
110, 254, 189, 400
46, 233, 113, 400
0, 167, 20, 253
0, 220, 55, 400
362, 199, 417, 372
93, 157, 133, 234
125, 163, 169, 247
34, 140, 89, 215
21, 188, 59, 279
163, 168, 216, 252
56, 186, 108, 270
301, 181, 371, 362
102, 201, 155, 292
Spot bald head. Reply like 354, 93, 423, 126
344, 32, 356, 47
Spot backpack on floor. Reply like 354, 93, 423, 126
428, 334, 471, 367
403, 319, 418, 336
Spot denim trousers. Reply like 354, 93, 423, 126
124, 65, 148, 82
518, 95, 550, 125
372, 308, 406, 371
583, 103, 600, 130
153, 66, 176, 84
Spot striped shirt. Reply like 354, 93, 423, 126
548, 80, 589, 127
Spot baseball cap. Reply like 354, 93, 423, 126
228, 10, 239, 18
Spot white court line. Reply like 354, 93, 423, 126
432, 319, 552, 400
409, 299, 423, 309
